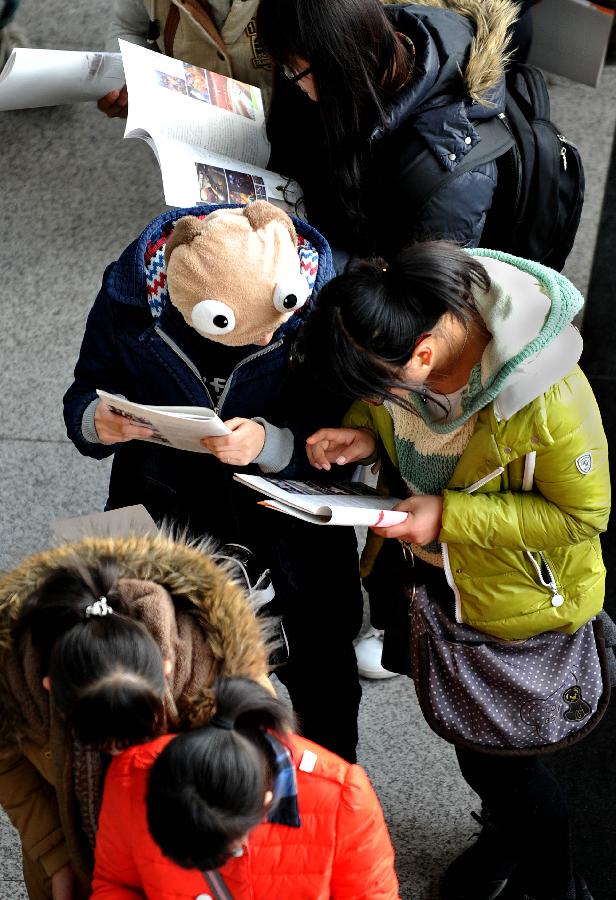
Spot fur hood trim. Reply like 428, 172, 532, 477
0, 533, 272, 748
387, 0, 519, 101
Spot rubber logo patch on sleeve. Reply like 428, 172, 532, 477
575, 453, 592, 475
298, 749, 318, 773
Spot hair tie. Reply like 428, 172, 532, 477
85, 596, 113, 618
210, 714, 234, 731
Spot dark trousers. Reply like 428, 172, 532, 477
266, 519, 364, 763
456, 747, 577, 898
126, 462, 365, 765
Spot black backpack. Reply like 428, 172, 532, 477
407, 63, 585, 271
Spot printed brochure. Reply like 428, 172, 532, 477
97, 390, 230, 454
234, 474, 408, 527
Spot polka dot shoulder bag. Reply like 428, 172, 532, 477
409, 584, 610, 755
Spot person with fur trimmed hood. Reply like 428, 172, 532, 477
258, 0, 517, 259
0, 533, 273, 900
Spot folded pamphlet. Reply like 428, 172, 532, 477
234, 473, 408, 527
97, 389, 230, 453
52, 505, 158, 542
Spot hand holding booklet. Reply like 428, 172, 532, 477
97, 390, 230, 453
234, 474, 408, 527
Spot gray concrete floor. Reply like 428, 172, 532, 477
1, 2, 615, 897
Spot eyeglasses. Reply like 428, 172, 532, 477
280, 63, 313, 84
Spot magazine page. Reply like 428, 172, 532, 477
234, 474, 408, 527
152, 134, 301, 212
121, 40, 269, 168
0, 48, 124, 111
97, 390, 230, 454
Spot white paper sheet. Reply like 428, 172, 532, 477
0, 48, 124, 110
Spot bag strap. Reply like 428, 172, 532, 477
402, 115, 515, 219
202, 868, 234, 900
507, 63, 551, 121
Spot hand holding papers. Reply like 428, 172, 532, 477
96, 390, 230, 453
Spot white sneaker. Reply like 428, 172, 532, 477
355, 628, 398, 680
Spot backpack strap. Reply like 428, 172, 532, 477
202, 868, 234, 899
402, 115, 515, 220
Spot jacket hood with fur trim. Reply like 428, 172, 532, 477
368, 0, 517, 174
0, 533, 271, 750
384, 0, 517, 102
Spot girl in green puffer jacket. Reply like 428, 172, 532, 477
303, 240, 610, 900
306, 242, 610, 642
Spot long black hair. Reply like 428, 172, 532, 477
13, 557, 167, 748
257, 0, 412, 241
146, 677, 293, 871
301, 241, 491, 410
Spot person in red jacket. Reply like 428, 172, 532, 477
92, 677, 400, 900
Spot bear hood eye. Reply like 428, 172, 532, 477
273, 273, 310, 314
191, 300, 236, 336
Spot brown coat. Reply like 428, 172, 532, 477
0, 533, 271, 898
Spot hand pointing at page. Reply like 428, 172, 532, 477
306, 427, 377, 471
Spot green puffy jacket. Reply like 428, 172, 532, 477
346, 365, 610, 641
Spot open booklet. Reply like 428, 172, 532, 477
97, 390, 230, 453
0, 48, 124, 110
119, 40, 301, 212
234, 474, 408, 527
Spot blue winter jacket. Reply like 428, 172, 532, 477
63, 205, 341, 540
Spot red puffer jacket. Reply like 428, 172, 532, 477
91, 732, 400, 899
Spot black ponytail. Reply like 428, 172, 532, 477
301, 240, 491, 409
146, 677, 293, 871
13, 557, 166, 747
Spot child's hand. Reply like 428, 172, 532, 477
371, 495, 443, 545
94, 400, 155, 444
97, 85, 129, 118
306, 427, 376, 470
201, 418, 265, 466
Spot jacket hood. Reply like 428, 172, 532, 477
104, 204, 333, 343
374, 1, 516, 168
0, 533, 271, 749
470, 251, 584, 421
386, 0, 517, 101
409, 250, 585, 432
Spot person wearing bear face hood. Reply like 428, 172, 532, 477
63, 201, 364, 765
